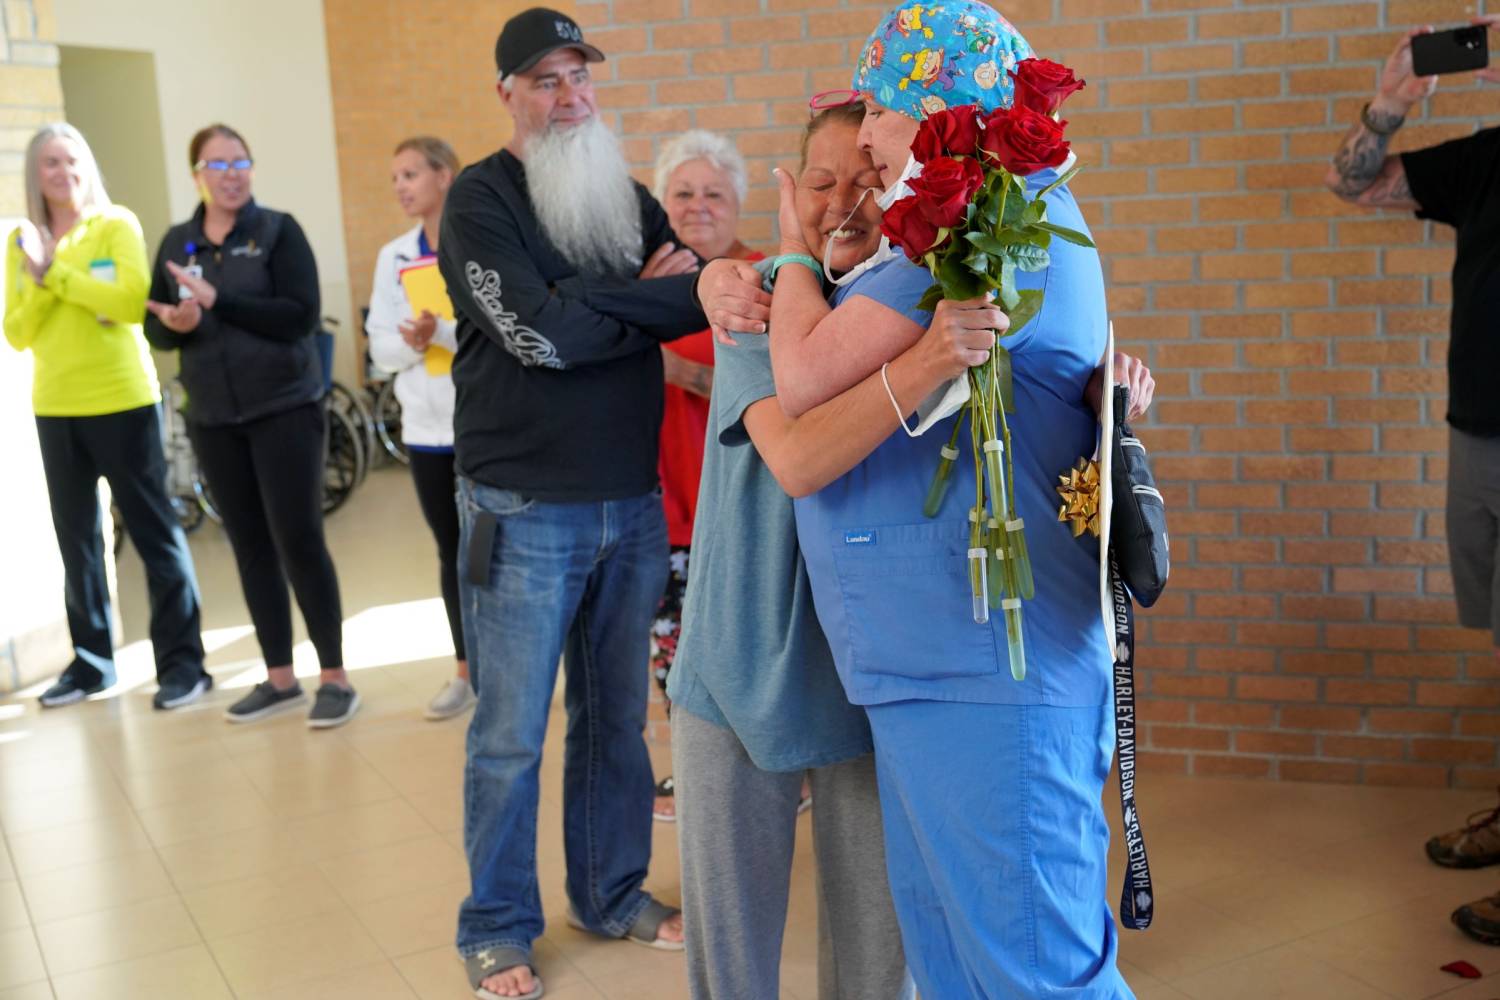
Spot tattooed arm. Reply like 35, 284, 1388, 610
1326, 28, 1438, 209
1325, 107, 1418, 209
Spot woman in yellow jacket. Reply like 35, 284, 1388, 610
4, 123, 209, 710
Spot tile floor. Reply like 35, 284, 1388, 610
3, 467, 1500, 999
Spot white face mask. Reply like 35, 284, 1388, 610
821, 185, 892, 287
876, 154, 922, 209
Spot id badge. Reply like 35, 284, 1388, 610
178, 263, 203, 301
88, 258, 116, 283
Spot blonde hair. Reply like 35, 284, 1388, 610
394, 136, 460, 176
652, 130, 748, 204
24, 123, 111, 234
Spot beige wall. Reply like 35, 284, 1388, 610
51, 0, 359, 381
57, 46, 172, 256
0, 0, 72, 690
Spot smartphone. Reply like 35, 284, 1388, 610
1411, 25, 1489, 77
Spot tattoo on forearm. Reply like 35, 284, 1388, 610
1331, 118, 1398, 198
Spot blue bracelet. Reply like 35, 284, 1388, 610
768, 253, 823, 284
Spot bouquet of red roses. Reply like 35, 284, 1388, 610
880, 57, 1091, 682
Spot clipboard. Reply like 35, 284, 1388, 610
398, 256, 455, 376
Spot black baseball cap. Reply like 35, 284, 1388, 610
495, 8, 606, 79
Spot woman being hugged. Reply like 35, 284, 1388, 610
646, 129, 764, 820
365, 136, 472, 721
4, 123, 209, 711
144, 123, 356, 729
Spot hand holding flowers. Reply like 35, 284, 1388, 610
881, 57, 1091, 681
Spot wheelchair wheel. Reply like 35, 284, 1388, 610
372, 379, 408, 465
328, 380, 375, 483
323, 402, 364, 516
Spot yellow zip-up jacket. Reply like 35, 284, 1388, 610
3, 204, 160, 417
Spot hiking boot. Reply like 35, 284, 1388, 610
1427, 789, 1500, 869
1453, 890, 1500, 946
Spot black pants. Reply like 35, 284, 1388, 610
190, 403, 343, 669
35, 405, 205, 688
408, 448, 465, 661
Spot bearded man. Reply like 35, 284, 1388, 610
438, 9, 709, 998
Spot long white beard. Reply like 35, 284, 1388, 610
526, 117, 644, 276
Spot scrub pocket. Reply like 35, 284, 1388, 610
831, 520, 1001, 682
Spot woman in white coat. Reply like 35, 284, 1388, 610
366, 136, 472, 720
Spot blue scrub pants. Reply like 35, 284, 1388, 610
865, 700, 1134, 1000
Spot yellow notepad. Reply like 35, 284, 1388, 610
398, 257, 456, 376
424, 346, 454, 376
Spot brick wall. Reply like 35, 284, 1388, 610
325, 0, 1500, 785
323, 0, 554, 369
0, 0, 61, 215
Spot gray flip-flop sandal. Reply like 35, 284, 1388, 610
624, 898, 685, 952
566, 898, 685, 952
465, 947, 543, 1000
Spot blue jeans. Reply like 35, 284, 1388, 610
455, 477, 668, 959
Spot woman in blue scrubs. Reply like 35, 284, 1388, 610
760, 4, 1136, 997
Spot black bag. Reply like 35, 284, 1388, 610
1110, 385, 1169, 608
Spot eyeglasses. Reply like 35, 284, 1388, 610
809, 89, 860, 113
195, 158, 253, 173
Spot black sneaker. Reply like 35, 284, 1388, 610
224, 681, 306, 724
39, 674, 108, 708
153, 673, 213, 711
307, 684, 360, 729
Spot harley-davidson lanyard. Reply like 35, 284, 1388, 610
1111, 550, 1154, 931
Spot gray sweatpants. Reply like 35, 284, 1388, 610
672, 706, 914, 1000
1448, 427, 1500, 646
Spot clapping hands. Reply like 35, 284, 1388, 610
145, 298, 203, 334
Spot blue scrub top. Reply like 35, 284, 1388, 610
794, 171, 1113, 709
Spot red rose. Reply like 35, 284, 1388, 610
910, 105, 983, 163
1010, 58, 1087, 116
979, 105, 1071, 176
906, 155, 984, 228
881, 195, 944, 261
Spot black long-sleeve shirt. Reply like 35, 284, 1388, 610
438, 148, 707, 501
145, 200, 322, 427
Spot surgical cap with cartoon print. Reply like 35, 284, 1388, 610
852, 1, 1035, 119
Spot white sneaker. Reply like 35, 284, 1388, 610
425, 677, 477, 720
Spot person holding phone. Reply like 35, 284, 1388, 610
4, 123, 209, 711
1325, 17, 1500, 945
366, 135, 474, 721
144, 123, 357, 730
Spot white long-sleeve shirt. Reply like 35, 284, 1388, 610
366, 224, 458, 448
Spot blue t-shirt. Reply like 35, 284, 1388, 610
794, 174, 1113, 708
668, 276, 874, 772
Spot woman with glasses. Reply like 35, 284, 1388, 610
144, 123, 356, 729
4, 123, 209, 711
365, 135, 473, 721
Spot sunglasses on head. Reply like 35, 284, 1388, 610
195, 158, 253, 173
808, 89, 861, 113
